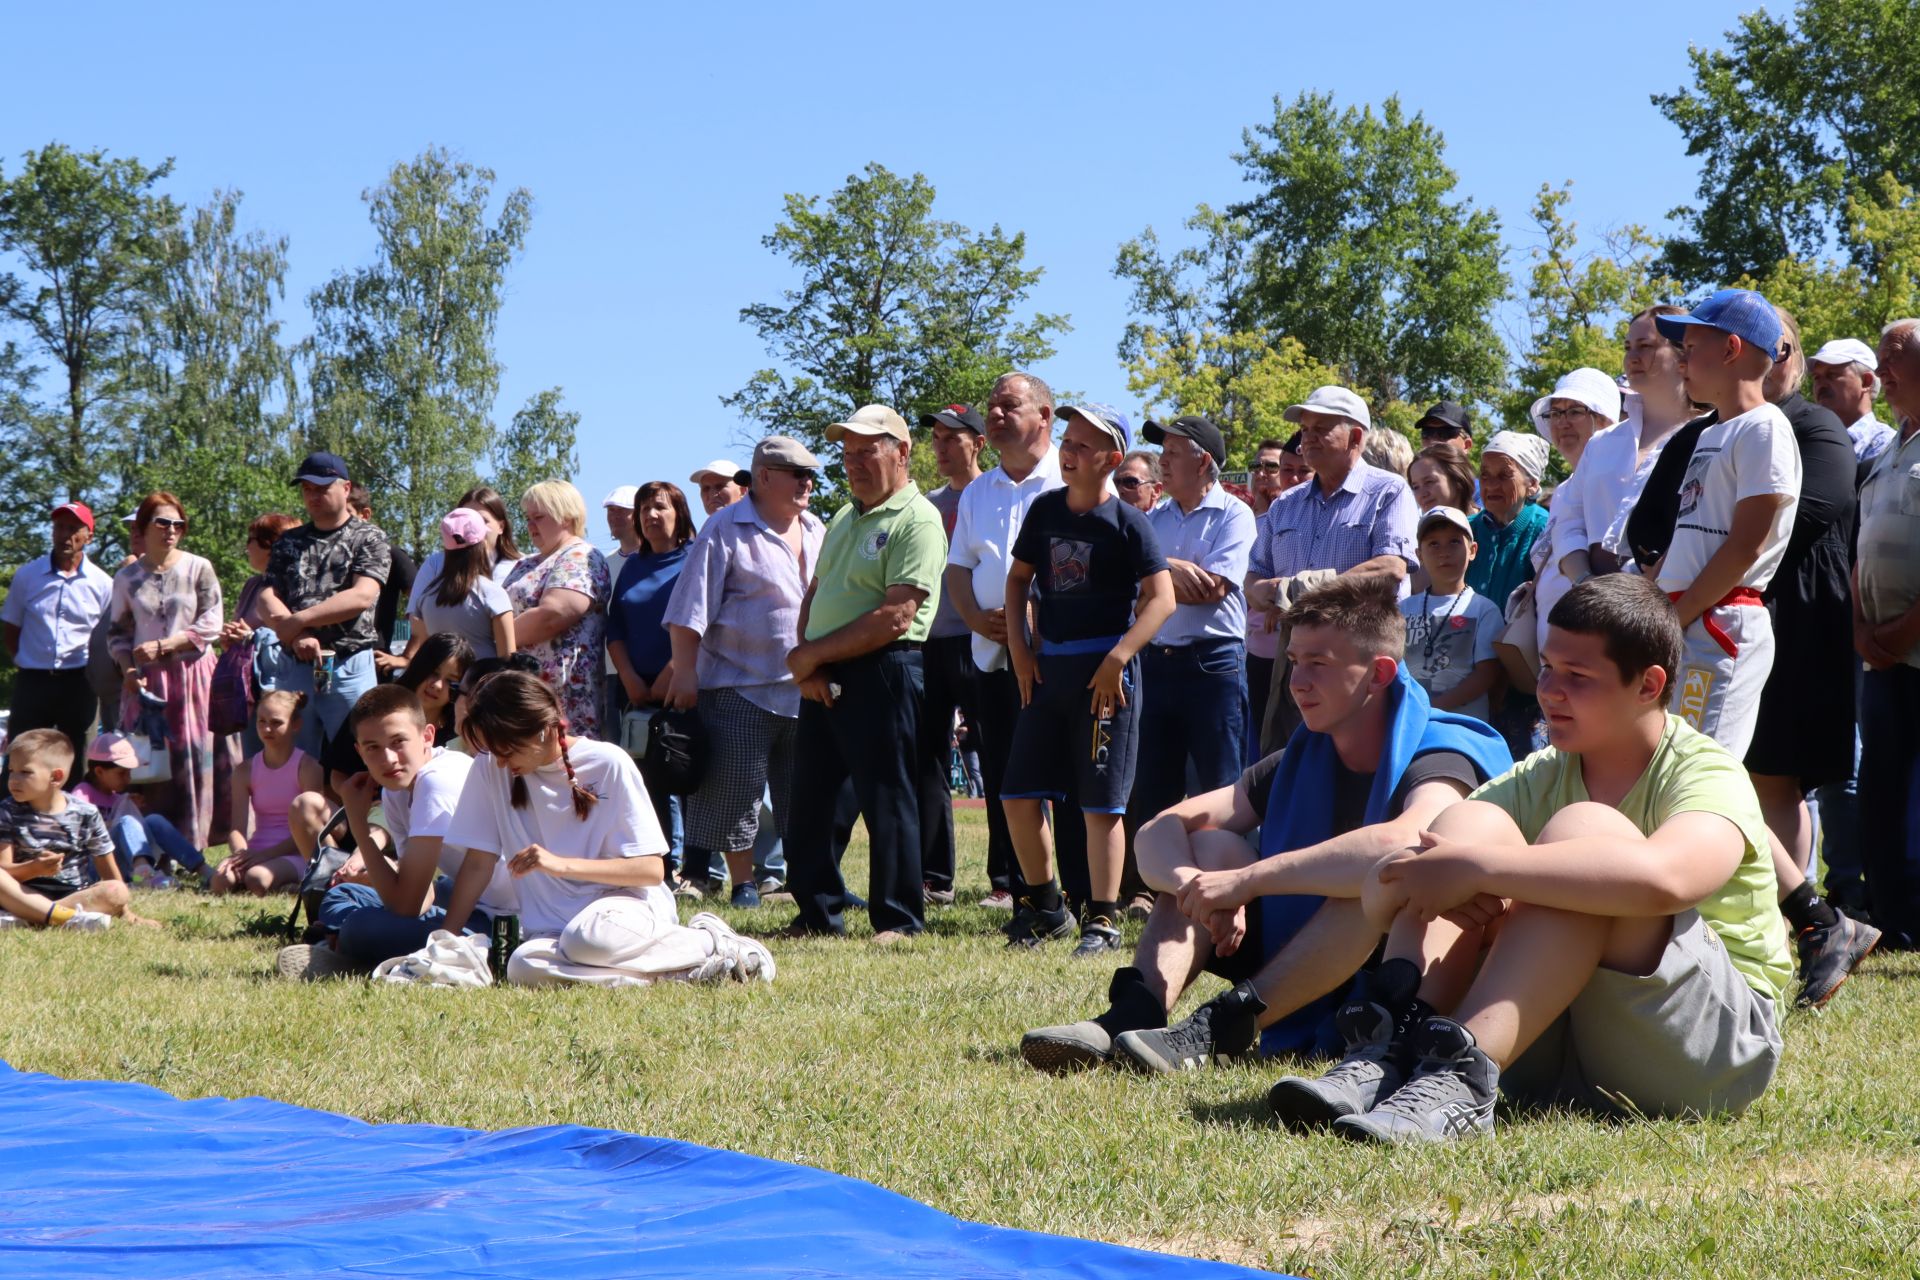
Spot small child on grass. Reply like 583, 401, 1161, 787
0, 728, 154, 927
73, 733, 206, 889
1399, 506, 1504, 724
1001, 403, 1175, 955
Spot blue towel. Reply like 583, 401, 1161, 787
1255, 668, 1513, 1055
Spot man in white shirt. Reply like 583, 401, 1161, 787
1653, 289, 1801, 760
943, 370, 1086, 912
1810, 337, 1897, 464
2, 502, 115, 778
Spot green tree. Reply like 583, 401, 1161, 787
724, 163, 1068, 501
490, 386, 580, 513
0, 341, 55, 577
121, 190, 299, 595
1229, 93, 1509, 407
0, 143, 178, 523
1654, 0, 1920, 287
306, 147, 532, 557
1501, 182, 1676, 433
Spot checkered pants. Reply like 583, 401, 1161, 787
683, 687, 797, 854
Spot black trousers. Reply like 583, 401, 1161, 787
917, 635, 980, 891
1858, 663, 1920, 948
7, 667, 96, 788
786, 648, 925, 935
975, 664, 1090, 907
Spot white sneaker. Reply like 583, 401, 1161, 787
62, 910, 113, 932
688, 911, 776, 984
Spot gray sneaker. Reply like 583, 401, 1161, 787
1019, 1020, 1115, 1073
275, 942, 356, 981
1333, 1016, 1498, 1145
1268, 998, 1407, 1131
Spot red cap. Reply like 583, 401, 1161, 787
52, 501, 95, 530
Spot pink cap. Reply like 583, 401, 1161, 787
87, 733, 141, 769
441, 507, 489, 550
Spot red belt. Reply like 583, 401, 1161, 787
1668, 587, 1764, 658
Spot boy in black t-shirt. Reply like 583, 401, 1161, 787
1002, 404, 1175, 954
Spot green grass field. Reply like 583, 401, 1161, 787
5, 807, 1918, 1277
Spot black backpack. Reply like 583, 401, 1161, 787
642, 708, 706, 796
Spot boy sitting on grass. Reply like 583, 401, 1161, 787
0, 728, 154, 928
1400, 507, 1503, 723
1270, 575, 1789, 1142
1001, 403, 1175, 955
276, 684, 506, 980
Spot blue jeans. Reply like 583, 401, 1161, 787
276, 647, 378, 757
109, 813, 205, 877
1128, 640, 1248, 829
315, 878, 491, 969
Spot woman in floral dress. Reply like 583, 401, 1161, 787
504, 480, 610, 738
108, 492, 225, 850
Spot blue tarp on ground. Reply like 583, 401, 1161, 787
0, 1061, 1286, 1279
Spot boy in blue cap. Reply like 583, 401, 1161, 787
1648, 289, 1800, 761
1001, 404, 1174, 955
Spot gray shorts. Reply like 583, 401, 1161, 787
1502, 909, 1782, 1118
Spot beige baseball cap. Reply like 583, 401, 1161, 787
825, 405, 910, 443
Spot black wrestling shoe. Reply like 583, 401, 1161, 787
1112, 982, 1266, 1073
1796, 910, 1881, 1008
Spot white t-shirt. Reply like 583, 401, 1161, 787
1400, 586, 1502, 722
383, 748, 517, 916
945, 446, 1067, 672
442, 737, 672, 935
1656, 404, 1801, 597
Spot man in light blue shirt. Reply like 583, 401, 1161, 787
1128, 417, 1257, 860
2, 502, 115, 777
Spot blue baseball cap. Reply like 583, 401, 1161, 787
1654, 289, 1786, 363
289, 450, 350, 486
1056, 402, 1131, 451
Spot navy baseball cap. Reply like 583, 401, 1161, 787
1143, 414, 1227, 465
1654, 289, 1786, 363
290, 450, 350, 486
1056, 403, 1131, 451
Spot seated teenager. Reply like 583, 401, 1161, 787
1275, 575, 1789, 1143
1020, 577, 1511, 1073
438, 670, 773, 987
274, 684, 508, 980
394, 631, 475, 752
0, 729, 153, 927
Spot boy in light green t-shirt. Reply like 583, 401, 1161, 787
1269, 575, 1790, 1144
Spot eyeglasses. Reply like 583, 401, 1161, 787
1250, 460, 1285, 473
1541, 406, 1596, 421
149, 517, 188, 531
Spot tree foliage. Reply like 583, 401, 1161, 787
120, 189, 299, 594
306, 147, 532, 556
724, 163, 1067, 500
1501, 182, 1677, 432
1229, 93, 1509, 407
490, 386, 581, 514
0, 143, 177, 524
1654, 0, 1920, 287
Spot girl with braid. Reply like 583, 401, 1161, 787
439, 671, 773, 987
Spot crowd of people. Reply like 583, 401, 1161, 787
3, 288, 1918, 1147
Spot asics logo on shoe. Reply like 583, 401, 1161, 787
1439, 1102, 1485, 1137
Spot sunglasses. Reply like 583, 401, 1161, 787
1250, 460, 1285, 473
1419, 426, 1466, 439
1115, 475, 1151, 490
149, 517, 188, 531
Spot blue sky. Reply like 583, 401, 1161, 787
4, 1, 1767, 542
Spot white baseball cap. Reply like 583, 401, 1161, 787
688, 459, 744, 484
1282, 385, 1372, 431
1417, 505, 1474, 538
1530, 367, 1623, 434
1809, 337, 1878, 372
601, 485, 638, 509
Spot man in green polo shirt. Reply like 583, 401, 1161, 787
784, 405, 947, 942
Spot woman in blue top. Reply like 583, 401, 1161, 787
608, 481, 695, 860
1465, 431, 1551, 614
